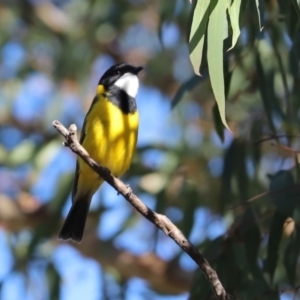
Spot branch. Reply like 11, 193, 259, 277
0, 193, 192, 294
254, 134, 300, 145
52, 120, 233, 300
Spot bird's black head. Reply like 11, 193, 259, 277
98, 63, 143, 114
99, 63, 143, 87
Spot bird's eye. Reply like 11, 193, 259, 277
115, 71, 121, 76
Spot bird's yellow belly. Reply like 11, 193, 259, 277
76, 96, 139, 195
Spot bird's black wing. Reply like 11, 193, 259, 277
71, 96, 98, 202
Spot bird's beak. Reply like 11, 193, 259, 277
134, 66, 144, 75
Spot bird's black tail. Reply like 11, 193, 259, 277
58, 197, 91, 243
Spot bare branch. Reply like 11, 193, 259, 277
270, 143, 299, 154
254, 134, 300, 145
52, 120, 233, 300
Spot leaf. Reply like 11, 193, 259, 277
284, 224, 300, 285
241, 209, 262, 275
212, 103, 224, 142
239, 0, 249, 25
33, 140, 61, 170
286, 1, 299, 38
7, 140, 36, 167
265, 210, 287, 282
228, 0, 242, 50
240, 208, 272, 297
264, 170, 297, 283
47, 263, 60, 300
265, 171, 297, 282
189, 269, 212, 299
171, 72, 207, 109
181, 181, 198, 238
212, 58, 232, 142
235, 140, 248, 199
242, 209, 261, 269
189, 237, 224, 299
255, 52, 284, 136
268, 170, 296, 217
250, 119, 263, 165
255, 0, 263, 31
155, 189, 167, 215
223, 55, 233, 99
207, 0, 230, 130
188, 0, 211, 75
0, 144, 7, 164
291, 0, 300, 21
216, 240, 244, 291
219, 139, 239, 211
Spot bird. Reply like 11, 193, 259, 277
58, 62, 143, 242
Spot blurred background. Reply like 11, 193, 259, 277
0, 0, 300, 299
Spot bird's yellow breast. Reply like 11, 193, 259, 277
76, 88, 139, 194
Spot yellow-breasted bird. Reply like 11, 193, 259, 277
58, 62, 143, 242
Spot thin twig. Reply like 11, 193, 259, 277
52, 120, 233, 300
227, 191, 269, 210
270, 143, 300, 154
254, 134, 300, 145
227, 184, 300, 210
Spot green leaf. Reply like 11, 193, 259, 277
189, 237, 224, 299
265, 170, 297, 282
7, 140, 36, 167
240, 208, 272, 297
286, 1, 299, 38
207, 0, 230, 130
255, 0, 263, 31
219, 139, 239, 210
155, 189, 167, 215
239, 0, 249, 25
189, 269, 212, 299
228, 0, 242, 50
284, 224, 300, 285
219, 138, 249, 207
47, 263, 60, 300
33, 140, 61, 170
268, 170, 296, 217
265, 210, 287, 283
250, 119, 263, 165
242, 209, 261, 269
181, 181, 198, 238
212, 103, 224, 142
256, 54, 276, 136
241, 209, 262, 275
189, 0, 211, 75
230, 142, 248, 203
212, 57, 231, 142
0, 144, 7, 164
291, 0, 300, 21
216, 240, 243, 291
171, 72, 207, 109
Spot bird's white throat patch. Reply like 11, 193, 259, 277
114, 73, 139, 98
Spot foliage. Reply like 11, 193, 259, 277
1, 0, 300, 299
